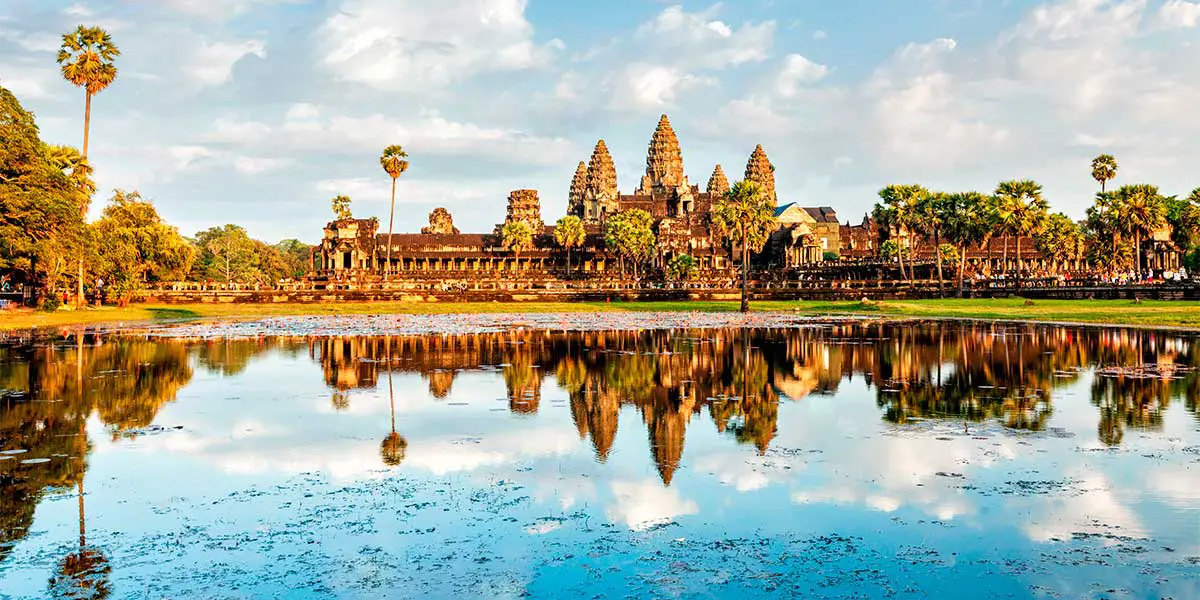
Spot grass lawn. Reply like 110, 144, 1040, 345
3, 297, 1200, 331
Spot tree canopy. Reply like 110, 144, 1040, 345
90, 190, 194, 299
603, 209, 656, 276
500, 221, 534, 257
0, 87, 88, 292
330, 195, 352, 221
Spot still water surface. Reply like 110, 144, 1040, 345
1, 319, 1198, 599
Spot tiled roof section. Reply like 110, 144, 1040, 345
804, 207, 839, 223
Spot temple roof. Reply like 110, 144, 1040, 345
804, 207, 839, 223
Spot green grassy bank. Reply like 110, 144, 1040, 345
3, 298, 1200, 332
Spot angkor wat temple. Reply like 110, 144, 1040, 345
310, 114, 1182, 289
312, 115, 846, 288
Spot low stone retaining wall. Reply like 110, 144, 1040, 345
134, 284, 1200, 304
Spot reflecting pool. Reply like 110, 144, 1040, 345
1, 319, 1198, 599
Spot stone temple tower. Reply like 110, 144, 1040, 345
568, 161, 587, 218
499, 189, 544, 233
744, 144, 776, 203
636, 114, 688, 195
584, 140, 618, 222
707, 164, 730, 196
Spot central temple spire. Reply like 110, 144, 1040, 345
637, 114, 688, 195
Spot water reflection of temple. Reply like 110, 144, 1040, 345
2, 321, 1195, 574
312, 324, 1200, 483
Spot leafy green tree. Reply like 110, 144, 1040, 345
874, 184, 928, 282
500, 220, 534, 259
1035, 213, 1085, 274
994, 179, 1048, 286
90, 190, 194, 304
554, 215, 586, 271
194, 225, 259, 284
0, 87, 88, 301
603, 209, 656, 280
943, 192, 993, 297
711, 181, 776, 312
58, 25, 118, 307
379, 145, 409, 279
330, 195, 352, 221
1085, 191, 1126, 271
880, 239, 908, 266
667, 254, 697, 283
1164, 192, 1200, 250
1091, 154, 1118, 193
1114, 183, 1167, 278
272, 239, 312, 279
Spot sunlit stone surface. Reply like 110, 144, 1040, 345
0, 318, 1197, 599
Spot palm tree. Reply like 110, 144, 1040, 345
872, 204, 905, 280
943, 192, 991, 297
554, 215, 586, 272
58, 25, 118, 308
1086, 191, 1123, 271
57, 26, 119, 159
379, 145, 409, 280
1091, 154, 1118, 193
994, 180, 1048, 288
1036, 213, 1085, 274
876, 184, 928, 283
501, 221, 534, 259
915, 191, 951, 294
710, 180, 777, 312
1114, 184, 1167, 278
380, 338, 407, 467
330, 195, 352, 221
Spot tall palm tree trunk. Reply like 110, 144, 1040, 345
740, 234, 750, 313
958, 244, 967, 298
82, 92, 92, 157
1003, 236, 1009, 277
384, 178, 396, 281
76, 92, 94, 309
1015, 236, 1023, 291
1135, 231, 1142, 279
934, 230, 944, 295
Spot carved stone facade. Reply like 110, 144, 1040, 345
745, 144, 776, 203
636, 114, 688, 196
706, 164, 730, 196
500, 189, 544, 233
582, 140, 619, 223
421, 207, 460, 235
568, 161, 587, 218
773, 204, 840, 266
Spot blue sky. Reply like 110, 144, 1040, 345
1, 0, 1198, 243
